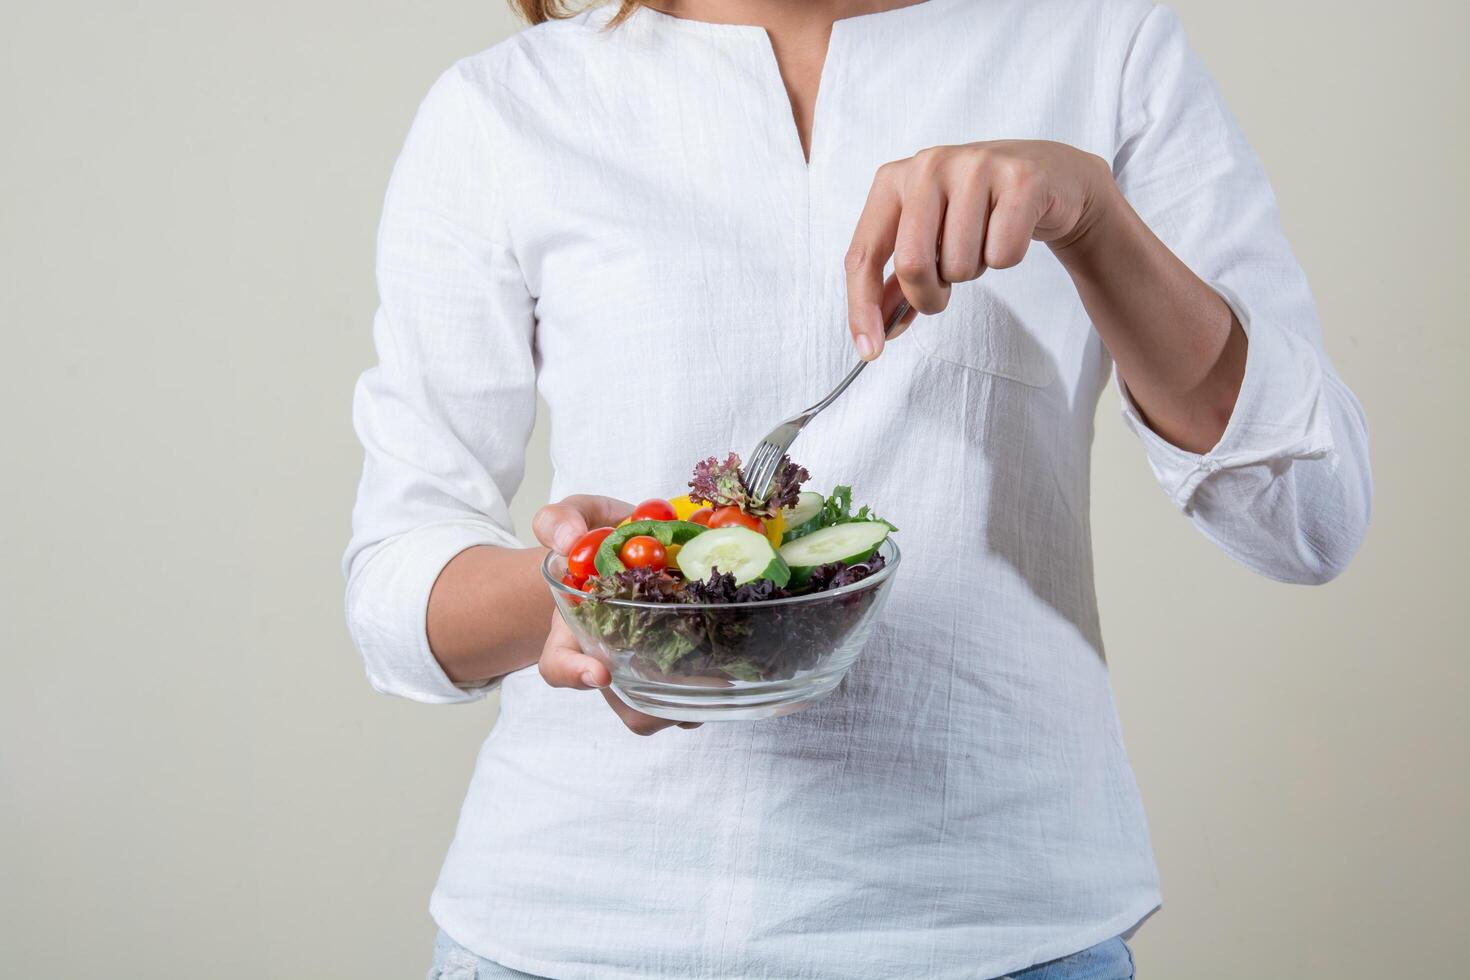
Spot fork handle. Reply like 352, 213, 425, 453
802, 299, 912, 418
882, 298, 913, 340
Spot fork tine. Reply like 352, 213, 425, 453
745, 463, 769, 498
747, 443, 774, 478
744, 445, 771, 487
747, 441, 783, 499
757, 441, 781, 474
756, 444, 778, 474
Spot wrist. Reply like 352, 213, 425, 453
1049, 159, 1130, 263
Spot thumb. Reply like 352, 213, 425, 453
533, 494, 633, 554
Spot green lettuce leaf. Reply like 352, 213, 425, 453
817, 485, 897, 532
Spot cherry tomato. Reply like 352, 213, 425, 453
688, 509, 713, 527
568, 526, 615, 581
579, 576, 598, 593
708, 506, 765, 534
561, 572, 581, 589
630, 498, 677, 523
619, 535, 667, 571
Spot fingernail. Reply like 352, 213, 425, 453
553, 524, 579, 554
580, 671, 601, 688
855, 334, 875, 361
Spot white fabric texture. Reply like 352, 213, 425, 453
343, 1, 1371, 977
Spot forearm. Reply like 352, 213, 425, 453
1052, 184, 1247, 454
427, 544, 553, 686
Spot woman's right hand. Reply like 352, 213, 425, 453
532, 496, 702, 735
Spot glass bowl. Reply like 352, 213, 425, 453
542, 539, 900, 721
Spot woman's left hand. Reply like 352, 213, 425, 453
844, 140, 1118, 359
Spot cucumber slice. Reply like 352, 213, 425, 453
675, 526, 790, 587
779, 521, 891, 584
780, 490, 826, 543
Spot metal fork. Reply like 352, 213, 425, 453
744, 298, 912, 505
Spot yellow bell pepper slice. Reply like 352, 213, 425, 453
668, 494, 711, 521
764, 511, 785, 548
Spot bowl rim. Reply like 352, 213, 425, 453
542, 537, 901, 610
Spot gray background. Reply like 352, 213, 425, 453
2, 1, 1466, 976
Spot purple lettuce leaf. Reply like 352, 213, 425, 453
588, 566, 687, 603
753, 456, 810, 517
803, 552, 887, 592
688, 453, 749, 510
687, 452, 809, 518
685, 569, 792, 604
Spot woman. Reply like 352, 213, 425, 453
344, 0, 1370, 976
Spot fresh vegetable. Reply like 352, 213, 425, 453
804, 555, 887, 591
703, 505, 785, 547
563, 452, 896, 683
586, 566, 684, 603
594, 519, 709, 578
687, 454, 747, 510
574, 553, 889, 681
779, 521, 892, 585
684, 570, 794, 603
779, 491, 825, 542
810, 485, 897, 534
669, 494, 712, 522
688, 452, 809, 518
568, 526, 615, 582
619, 535, 668, 571
763, 510, 786, 548
707, 506, 765, 534
674, 526, 790, 587
630, 498, 677, 523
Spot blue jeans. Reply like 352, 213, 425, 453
427, 930, 1134, 979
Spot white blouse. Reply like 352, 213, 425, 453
344, 1, 1371, 977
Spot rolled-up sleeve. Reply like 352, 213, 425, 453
343, 62, 536, 702
1113, 5, 1371, 584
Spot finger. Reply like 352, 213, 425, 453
878, 276, 921, 342
533, 494, 633, 554
892, 175, 950, 317
938, 171, 990, 284
599, 688, 680, 736
845, 162, 903, 361
983, 165, 1046, 270
538, 613, 610, 690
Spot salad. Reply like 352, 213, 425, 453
556, 453, 896, 684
